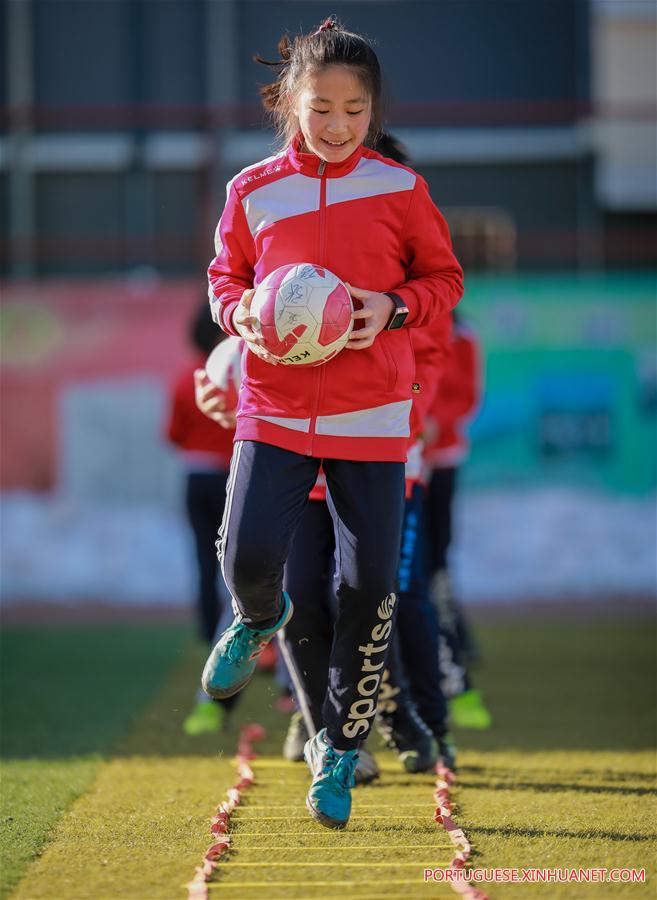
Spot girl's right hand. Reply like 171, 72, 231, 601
194, 369, 237, 429
233, 289, 278, 365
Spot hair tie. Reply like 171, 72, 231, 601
315, 16, 337, 35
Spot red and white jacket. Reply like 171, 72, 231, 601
165, 356, 235, 470
404, 315, 453, 493
423, 319, 482, 469
208, 135, 463, 463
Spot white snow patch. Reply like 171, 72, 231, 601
451, 487, 656, 602
0, 493, 194, 605
0, 488, 655, 607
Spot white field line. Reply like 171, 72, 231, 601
226, 831, 438, 837
206, 879, 451, 887
230, 814, 438, 820
212, 861, 451, 867
225, 845, 452, 851
239, 803, 437, 809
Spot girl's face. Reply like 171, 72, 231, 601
293, 65, 372, 163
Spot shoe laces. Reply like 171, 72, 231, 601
321, 748, 358, 792
224, 623, 264, 664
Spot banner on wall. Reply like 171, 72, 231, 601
0, 273, 655, 498
462, 273, 656, 494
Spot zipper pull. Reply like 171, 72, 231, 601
318, 160, 326, 176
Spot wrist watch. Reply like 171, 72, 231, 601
384, 292, 409, 330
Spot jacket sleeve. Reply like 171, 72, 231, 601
393, 176, 463, 327
164, 372, 189, 448
430, 329, 482, 428
409, 314, 453, 439
207, 181, 256, 335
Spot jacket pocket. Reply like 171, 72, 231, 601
380, 336, 398, 393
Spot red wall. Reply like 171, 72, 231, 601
1, 279, 203, 490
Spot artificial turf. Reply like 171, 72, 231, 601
0, 626, 187, 898
1, 615, 656, 899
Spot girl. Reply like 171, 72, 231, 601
204, 17, 463, 829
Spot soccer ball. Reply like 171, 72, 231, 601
205, 335, 242, 411
251, 263, 353, 366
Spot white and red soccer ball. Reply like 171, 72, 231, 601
251, 263, 353, 366
205, 335, 242, 411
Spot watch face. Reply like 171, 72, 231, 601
387, 310, 409, 330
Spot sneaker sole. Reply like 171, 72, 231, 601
202, 673, 253, 701
305, 795, 348, 830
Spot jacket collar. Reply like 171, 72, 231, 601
286, 133, 365, 177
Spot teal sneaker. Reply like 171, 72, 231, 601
304, 728, 359, 829
202, 592, 293, 700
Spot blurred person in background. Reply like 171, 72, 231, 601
423, 312, 491, 729
165, 300, 236, 736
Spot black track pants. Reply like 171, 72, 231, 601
218, 440, 405, 749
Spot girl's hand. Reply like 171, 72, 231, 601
345, 285, 394, 350
194, 369, 237, 429
233, 289, 278, 365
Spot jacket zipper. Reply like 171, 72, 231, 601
307, 160, 327, 455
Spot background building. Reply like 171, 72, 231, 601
2, 0, 655, 276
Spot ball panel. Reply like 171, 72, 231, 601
278, 277, 311, 308
256, 286, 278, 330
276, 303, 316, 335
261, 263, 297, 294
295, 263, 327, 284
261, 321, 310, 358
317, 283, 353, 347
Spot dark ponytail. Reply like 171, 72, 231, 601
254, 35, 294, 120
254, 17, 383, 147
373, 131, 410, 166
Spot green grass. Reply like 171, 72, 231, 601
2, 616, 656, 899
0, 626, 187, 897
0, 759, 99, 896
458, 621, 656, 752
0, 626, 187, 759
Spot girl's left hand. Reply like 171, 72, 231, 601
345, 285, 394, 350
